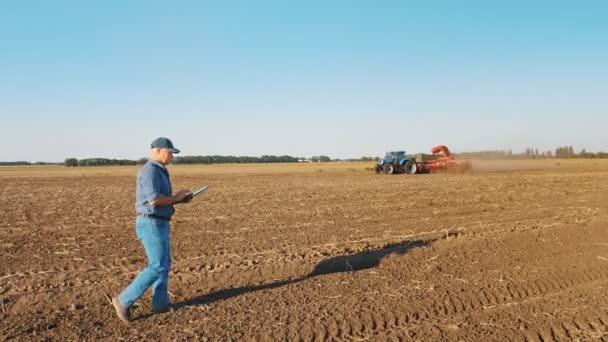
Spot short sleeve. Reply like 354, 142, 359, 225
139, 166, 161, 203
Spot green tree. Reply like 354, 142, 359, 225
64, 158, 78, 167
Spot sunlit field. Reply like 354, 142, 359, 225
2, 158, 608, 178
1, 159, 608, 340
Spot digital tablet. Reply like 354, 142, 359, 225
191, 185, 209, 197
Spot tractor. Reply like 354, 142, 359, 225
374, 145, 472, 175
374, 151, 418, 174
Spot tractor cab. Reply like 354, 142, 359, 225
381, 151, 407, 164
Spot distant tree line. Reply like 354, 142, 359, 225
0, 161, 33, 166
358, 156, 380, 161
309, 156, 331, 163
173, 155, 370, 163
0, 161, 62, 166
175, 155, 344, 163
62, 155, 339, 167
64, 158, 138, 167
553, 146, 608, 158
456, 146, 608, 160
173, 155, 304, 164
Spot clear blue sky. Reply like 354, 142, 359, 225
1, 1, 606, 162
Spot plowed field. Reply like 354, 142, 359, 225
1, 160, 608, 341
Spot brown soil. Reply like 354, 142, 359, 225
1, 161, 608, 341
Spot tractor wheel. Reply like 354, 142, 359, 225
374, 164, 382, 174
383, 163, 395, 174
403, 160, 417, 174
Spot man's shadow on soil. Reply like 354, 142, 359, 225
169, 239, 430, 312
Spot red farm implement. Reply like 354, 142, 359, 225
416, 145, 472, 174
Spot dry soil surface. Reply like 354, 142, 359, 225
1, 160, 608, 341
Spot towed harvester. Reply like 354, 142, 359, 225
375, 145, 471, 174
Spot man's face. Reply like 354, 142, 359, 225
159, 148, 174, 165
151, 148, 174, 165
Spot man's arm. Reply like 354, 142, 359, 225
149, 189, 192, 206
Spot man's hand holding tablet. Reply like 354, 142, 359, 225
179, 185, 208, 203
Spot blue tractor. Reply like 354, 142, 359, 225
374, 151, 418, 174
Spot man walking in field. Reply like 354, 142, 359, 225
112, 137, 192, 323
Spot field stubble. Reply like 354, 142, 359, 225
1, 159, 608, 340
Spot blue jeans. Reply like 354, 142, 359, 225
119, 216, 171, 311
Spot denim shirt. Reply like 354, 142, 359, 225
135, 159, 174, 218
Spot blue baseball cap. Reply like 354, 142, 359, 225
150, 137, 180, 154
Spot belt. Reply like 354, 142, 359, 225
138, 214, 171, 221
